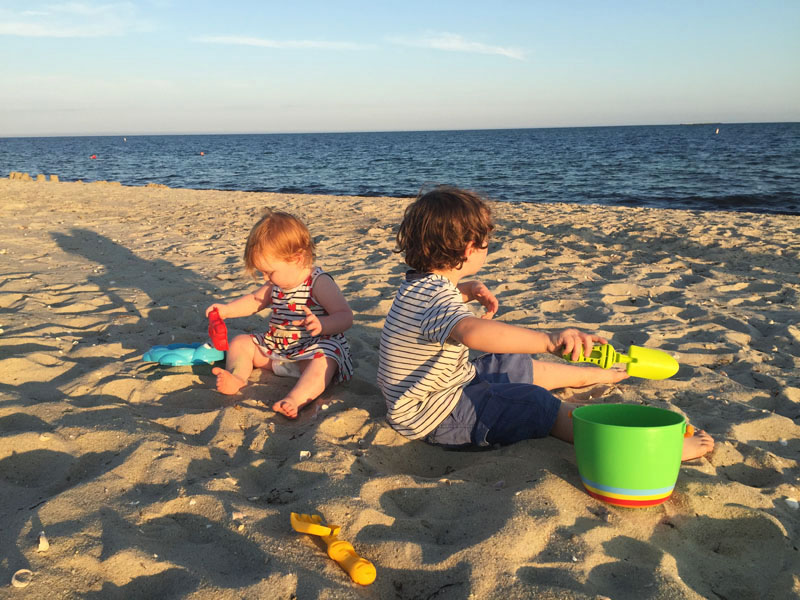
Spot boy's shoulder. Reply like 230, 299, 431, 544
398, 271, 457, 295
401, 270, 451, 287
393, 272, 464, 314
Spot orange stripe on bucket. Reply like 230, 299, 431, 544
585, 489, 673, 507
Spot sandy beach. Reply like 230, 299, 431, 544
1, 177, 799, 599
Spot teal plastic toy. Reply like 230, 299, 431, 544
564, 344, 679, 379
142, 342, 224, 366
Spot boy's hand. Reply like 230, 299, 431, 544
292, 306, 323, 336
550, 328, 608, 361
460, 281, 499, 319
472, 282, 499, 319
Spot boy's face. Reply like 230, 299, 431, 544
462, 240, 489, 276
255, 253, 309, 290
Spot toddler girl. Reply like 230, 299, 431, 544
206, 209, 354, 418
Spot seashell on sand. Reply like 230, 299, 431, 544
12, 569, 33, 588
37, 532, 50, 552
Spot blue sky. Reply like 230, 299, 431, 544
1, 1, 798, 136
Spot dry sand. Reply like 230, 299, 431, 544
1, 178, 799, 599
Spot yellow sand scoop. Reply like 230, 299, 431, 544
563, 343, 679, 380
290, 512, 376, 585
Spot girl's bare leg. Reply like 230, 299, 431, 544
273, 356, 338, 419
532, 359, 628, 391
212, 334, 270, 395
548, 402, 715, 462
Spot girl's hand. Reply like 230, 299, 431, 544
292, 306, 323, 336
205, 303, 226, 318
549, 328, 608, 361
472, 282, 499, 319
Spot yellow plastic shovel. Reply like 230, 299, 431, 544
564, 344, 679, 379
290, 512, 376, 585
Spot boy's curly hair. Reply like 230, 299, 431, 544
243, 209, 316, 275
396, 185, 494, 272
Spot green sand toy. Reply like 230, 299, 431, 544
564, 344, 679, 380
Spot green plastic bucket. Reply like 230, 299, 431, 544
572, 404, 689, 508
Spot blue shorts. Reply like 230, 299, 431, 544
426, 353, 561, 448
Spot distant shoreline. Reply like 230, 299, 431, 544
5, 174, 799, 217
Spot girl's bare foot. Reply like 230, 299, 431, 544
681, 428, 714, 461
212, 367, 247, 395
273, 395, 313, 419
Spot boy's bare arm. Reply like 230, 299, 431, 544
449, 316, 607, 360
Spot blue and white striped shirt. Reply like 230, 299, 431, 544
378, 272, 476, 439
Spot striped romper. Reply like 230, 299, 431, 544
252, 266, 353, 382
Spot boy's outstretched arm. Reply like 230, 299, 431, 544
449, 317, 607, 361
206, 284, 273, 319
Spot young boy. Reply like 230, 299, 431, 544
377, 186, 713, 460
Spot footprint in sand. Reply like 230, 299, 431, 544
0, 433, 75, 489
715, 439, 786, 489
519, 511, 794, 599
358, 430, 477, 480
359, 478, 515, 562
117, 511, 270, 590
0, 412, 51, 433
655, 511, 794, 599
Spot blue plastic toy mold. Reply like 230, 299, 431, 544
142, 342, 225, 366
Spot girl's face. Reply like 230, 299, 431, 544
255, 253, 310, 290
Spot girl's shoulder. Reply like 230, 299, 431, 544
310, 265, 333, 284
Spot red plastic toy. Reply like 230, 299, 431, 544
208, 308, 229, 351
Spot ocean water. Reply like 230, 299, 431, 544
2, 123, 799, 215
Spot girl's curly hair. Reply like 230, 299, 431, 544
396, 185, 493, 272
243, 209, 315, 276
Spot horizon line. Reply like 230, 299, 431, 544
2, 120, 797, 139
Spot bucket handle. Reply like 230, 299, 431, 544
569, 409, 695, 437
570, 410, 695, 437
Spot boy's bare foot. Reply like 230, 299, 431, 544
212, 367, 246, 395
272, 395, 312, 419
681, 428, 714, 461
